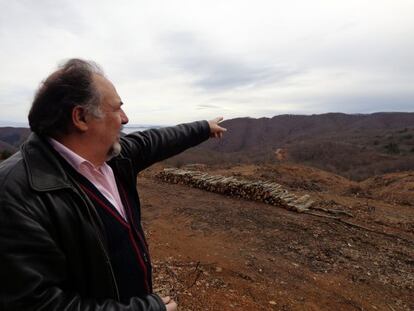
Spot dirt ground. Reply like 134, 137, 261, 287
138, 164, 414, 311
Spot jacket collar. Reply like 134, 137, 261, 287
22, 133, 132, 192
22, 133, 72, 191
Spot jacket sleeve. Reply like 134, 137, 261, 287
118, 120, 210, 174
0, 200, 166, 311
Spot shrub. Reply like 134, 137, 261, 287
402, 134, 413, 140
384, 142, 400, 154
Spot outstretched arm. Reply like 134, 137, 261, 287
118, 117, 227, 174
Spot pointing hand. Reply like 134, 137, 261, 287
208, 116, 227, 139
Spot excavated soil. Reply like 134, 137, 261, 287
138, 164, 414, 311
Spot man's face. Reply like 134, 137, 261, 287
88, 75, 129, 160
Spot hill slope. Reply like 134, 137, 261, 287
166, 112, 414, 180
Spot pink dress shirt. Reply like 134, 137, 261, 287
49, 138, 127, 220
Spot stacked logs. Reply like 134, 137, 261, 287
156, 168, 314, 212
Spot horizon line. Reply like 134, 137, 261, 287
1, 111, 413, 128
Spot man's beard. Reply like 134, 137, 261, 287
106, 141, 122, 161
106, 128, 123, 161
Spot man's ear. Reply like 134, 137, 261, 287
72, 106, 89, 132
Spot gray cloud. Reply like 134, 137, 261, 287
161, 32, 302, 91
196, 104, 221, 110
0, 85, 33, 106
0, 1, 85, 36
1, 1, 413, 125
0, 85, 34, 121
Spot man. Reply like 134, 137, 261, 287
0, 59, 226, 310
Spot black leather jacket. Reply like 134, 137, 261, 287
0, 121, 210, 310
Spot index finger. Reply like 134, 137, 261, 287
213, 116, 224, 123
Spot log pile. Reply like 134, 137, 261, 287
156, 168, 314, 212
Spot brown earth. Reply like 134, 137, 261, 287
138, 163, 414, 311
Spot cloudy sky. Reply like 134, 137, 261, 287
0, 0, 413, 125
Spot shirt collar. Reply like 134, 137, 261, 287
48, 137, 100, 172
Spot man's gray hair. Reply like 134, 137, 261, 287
28, 58, 106, 137
63, 59, 105, 118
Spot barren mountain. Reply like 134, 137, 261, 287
199, 112, 414, 152
1, 112, 414, 177
166, 112, 414, 180
0, 127, 30, 150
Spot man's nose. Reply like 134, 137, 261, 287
121, 109, 129, 125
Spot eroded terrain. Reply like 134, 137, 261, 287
139, 164, 414, 311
